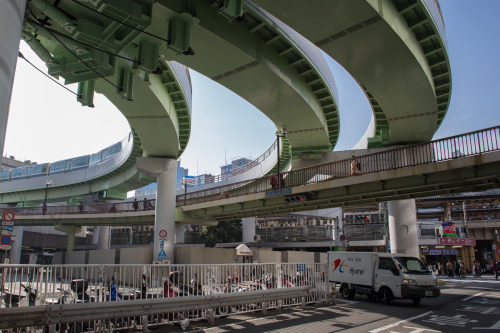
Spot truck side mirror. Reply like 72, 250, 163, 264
391, 268, 400, 276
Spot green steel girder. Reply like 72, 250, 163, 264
22, 0, 192, 158
241, 6, 340, 152
155, 0, 338, 158
392, 0, 452, 129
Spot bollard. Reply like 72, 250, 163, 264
208, 308, 215, 326
262, 301, 268, 315
142, 315, 148, 333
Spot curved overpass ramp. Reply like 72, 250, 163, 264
252, 0, 451, 146
2, 0, 343, 204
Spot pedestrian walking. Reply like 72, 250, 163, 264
446, 260, 454, 277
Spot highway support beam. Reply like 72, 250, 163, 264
54, 224, 82, 252
388, 199, 420, 258
136, 157, 177, 264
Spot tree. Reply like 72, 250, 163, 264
199, 219, 242, 247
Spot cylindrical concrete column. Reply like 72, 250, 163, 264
154, 166, 177, 262
388, 199, 420, 257
97, 226, 111, 250
92, 226, 100, 246
9, 226, 24, 264
242, 217, 256, 243
136, 157, 177, 263
175, 223, 185, 244
66, 229, 76, 252
0, 0, 27, 158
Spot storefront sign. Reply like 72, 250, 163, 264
428, 249, 459, 256
438, 238, 476, 246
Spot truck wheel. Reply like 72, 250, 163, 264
382, 288, 392, 305
340, 284, 355, 299
412, 297, 421, 305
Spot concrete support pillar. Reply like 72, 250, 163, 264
242, 217, 256, 243
97, 226, 111, 250
9, 226, 24, 264
54, 224, 82, 252
175, 224, 185, 244
137, 157, 177, 263
388, 199, 420, 257
92, 226, 100, 246
0, 0, 27, 158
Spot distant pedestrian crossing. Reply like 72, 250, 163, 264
439, 276, 500, 284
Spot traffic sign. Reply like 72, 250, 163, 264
2, 221, 13, 226
1, 235, 12, 246
158, 248, 167, 259
159, 230, 167, 239
339, 234, 346, 241
3, 211, 14, 222
0, 245, 11, 250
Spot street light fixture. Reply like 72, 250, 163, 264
181, 178, 188, 206
43, 180, 53, 215
275, 128, 287, 190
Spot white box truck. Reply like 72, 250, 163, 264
328, 252, 440, 305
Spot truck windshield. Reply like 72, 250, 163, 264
394, 257, 430, 274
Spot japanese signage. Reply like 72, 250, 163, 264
438, 237, 476, 246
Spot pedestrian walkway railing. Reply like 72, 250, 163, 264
0, 262, 329, 330
176, 125, 500, 206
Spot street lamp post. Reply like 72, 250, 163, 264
495, 229, 499, 262
43, 180, 53, 215
275, 129, 287, 189
463, 201, 473, 272
181, 178, 188, 206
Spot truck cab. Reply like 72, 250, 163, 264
374, 254, 440, 305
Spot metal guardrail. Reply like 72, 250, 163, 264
0, 287, 311, 329
0, 263, 329, 330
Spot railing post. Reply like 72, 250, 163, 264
262, 301, 268, 315
208, 308, 215, 326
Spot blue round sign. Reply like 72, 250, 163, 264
339, 234, 346, 241
1, 235, 12, 245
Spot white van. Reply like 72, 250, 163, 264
328, 252, 440, 305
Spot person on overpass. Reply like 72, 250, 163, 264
350, 156, 361, 175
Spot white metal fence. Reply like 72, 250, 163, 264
0, 262, 329, 331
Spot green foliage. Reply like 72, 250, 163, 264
199, 219, 242, 247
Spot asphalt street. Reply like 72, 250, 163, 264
157, 275, 500, 333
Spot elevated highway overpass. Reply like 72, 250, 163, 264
0, 0, 454, 262
11, 127, 500, 228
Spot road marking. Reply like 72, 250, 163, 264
463, 293, 483, 301
368, 311, 433, 333
335, 299, 360, 304
472, 319, 500, 330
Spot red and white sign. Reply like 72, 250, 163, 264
0, 245, 11, 250
3, 211, 14, 222
159, 230, 168, 239
1, 235, 12, 246
438, 237, 476, 246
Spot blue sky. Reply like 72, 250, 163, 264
4, 0, 499, 176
